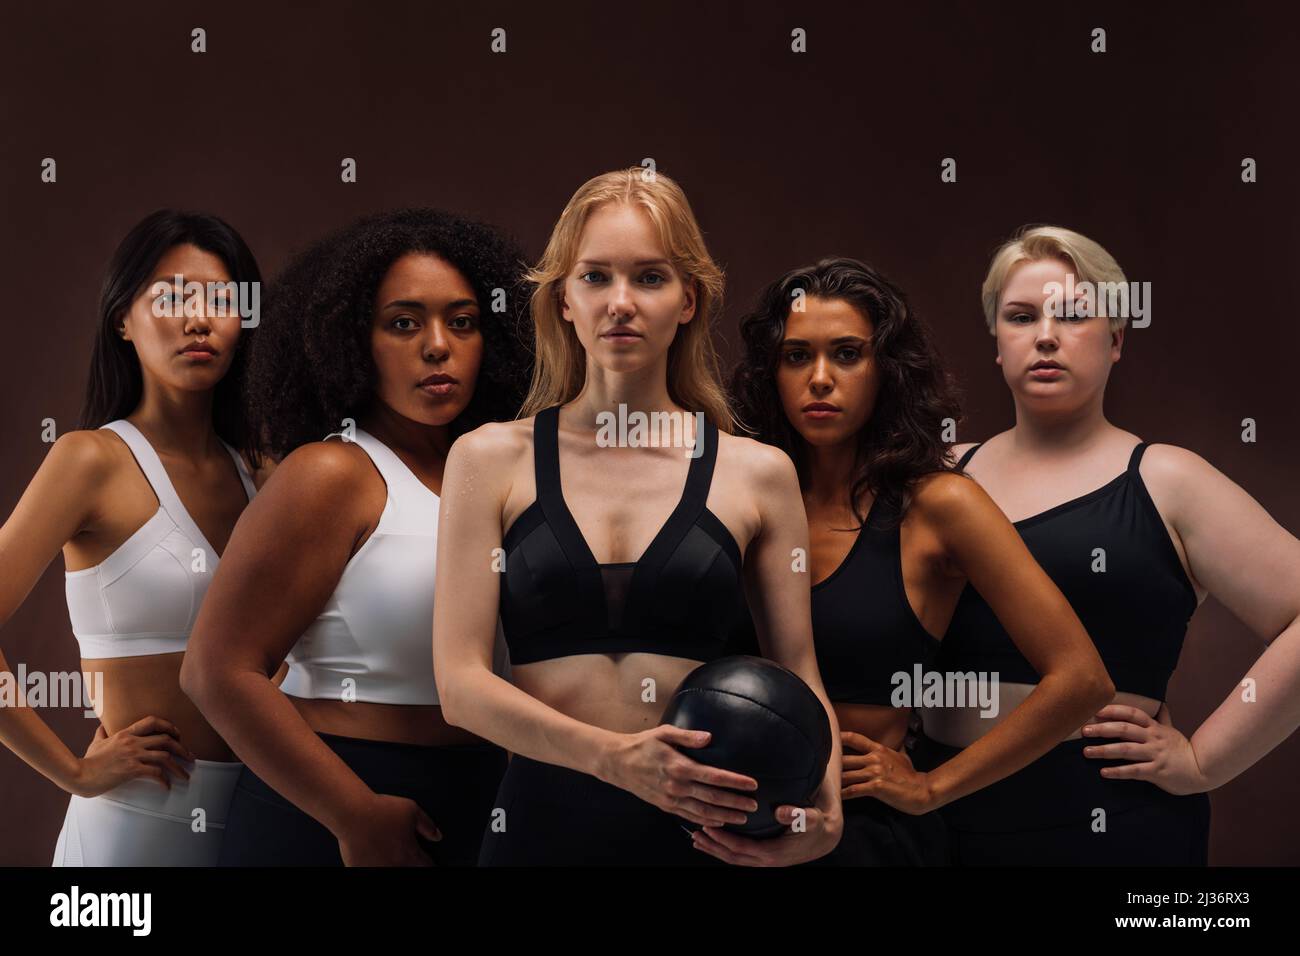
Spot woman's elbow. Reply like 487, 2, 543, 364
1079, 662, 1115, 710
435, 668, 469, 729
177, 651, 209, 707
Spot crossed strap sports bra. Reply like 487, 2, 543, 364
281, 428, 509, 706
65, 420, 256, 659
812, 496, 941, 705
498, 405, 744, 665
935, 441, 1197, 702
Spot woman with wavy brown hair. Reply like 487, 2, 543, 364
433, 168, 844, 866
729, 256, 1113, 865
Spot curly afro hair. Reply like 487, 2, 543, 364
246, 208, 533, 459
730, 256, 962, 528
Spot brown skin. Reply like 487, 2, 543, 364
0, 244, 260, 798
775, 296, 1115, 814
181, 252, 490, 867
433, 202, 844, 867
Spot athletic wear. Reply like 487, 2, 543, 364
280, 428, 508, 706
477, 754, 725, 866
499, 405, 743, 665
811, 496, 941, 705
912, 734, 1210, 865
804, 786, 949, 867
217, 733, 505, 866
942, 441, 1196, 701
65, 420, 256, 659
485, 406, 744, 865
925, 440, 1209, 865
52, 759, 243, 866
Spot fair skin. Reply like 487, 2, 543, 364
0, 244, 259, 798
942, 256, 1300, 795
434, 202, 843, 865
777, 296, 1113, 812
181, 253, 491, 866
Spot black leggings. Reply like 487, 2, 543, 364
478, 754, 725, 866
218, 733, 506, 866
911, 733, 1211, 866
805, 793, 950, 866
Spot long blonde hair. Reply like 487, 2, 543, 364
518, 168, 734, 431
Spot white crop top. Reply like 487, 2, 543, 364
279, 428, 509, 706
65, 420, 257, 660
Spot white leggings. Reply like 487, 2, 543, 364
52, 759, 242, 866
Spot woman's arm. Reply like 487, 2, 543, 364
433, 424, 761, 829
180, 442, 438, 865
0, 433, 191, 794
906, 473, 1115, 809
1083, 445, 1300, 792
689, 440, 845, 867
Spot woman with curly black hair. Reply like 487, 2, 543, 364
729, 256, 1113, 865
181, 208, 531, 866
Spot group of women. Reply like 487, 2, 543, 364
0, 168, 1296, 867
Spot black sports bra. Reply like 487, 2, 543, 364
811, 496, 941, 706
935, 441, 1197, 702
499, 405, 744, 665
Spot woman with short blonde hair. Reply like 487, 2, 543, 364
914, 223, 1300, 864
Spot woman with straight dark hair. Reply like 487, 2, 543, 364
182, 208, 531, 866
0, 209, 263, 865
729, 256, 1113, 865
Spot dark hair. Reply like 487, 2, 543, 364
78, 210, 262, 452
730, 256, 962, 527
246, 208, 533, 459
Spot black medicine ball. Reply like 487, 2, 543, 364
659, 655, 832, 838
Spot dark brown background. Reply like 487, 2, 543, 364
1, 1, 1296, 865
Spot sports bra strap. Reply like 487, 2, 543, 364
1126, 441, 1150, 473
534, 405, 719, 519
221, 442, 256, 500
957, 442, 984, 469
101, 420, 196, 527
533, 405, 564, 512
679, 414, 719, 515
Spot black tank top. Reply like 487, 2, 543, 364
499, 405, 744, 665
936, 441, 1197, 701
812, 496, 941, 705
721, 496, 941, 705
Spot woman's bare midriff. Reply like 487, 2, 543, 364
833, 702, 911, 752
510, 653, 706, 733
288, 696, 488, 747
921, 682, 1162, 749
88, 653, 237, 761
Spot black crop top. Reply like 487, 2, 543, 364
935, 441, 1197, 702
812, 496, 941, 705
499, 405, 744, 665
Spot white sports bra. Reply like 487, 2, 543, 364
280, 428, 509, 707
65, 420, 257, 660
